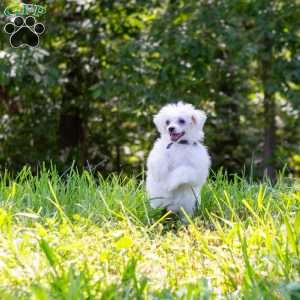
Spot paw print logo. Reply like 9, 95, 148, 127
4, 16, 45, 48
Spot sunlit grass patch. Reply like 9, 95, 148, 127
0, 167, 299, 299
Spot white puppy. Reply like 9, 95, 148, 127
146, 102, 211, 218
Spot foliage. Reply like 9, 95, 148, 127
0, 0, 299, 176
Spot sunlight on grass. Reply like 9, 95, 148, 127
0, 167, 299, 299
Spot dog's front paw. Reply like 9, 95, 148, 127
167, 178, 189, 192
167, 167, 198, 192
166, 184, 174, 193
166, 178, 177, 192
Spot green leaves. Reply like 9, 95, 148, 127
0, 0, 299, 176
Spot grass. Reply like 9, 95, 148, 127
0, 167, 299, 299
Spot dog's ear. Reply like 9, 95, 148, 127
153, 112, 165, 134
191, 109, 207, 130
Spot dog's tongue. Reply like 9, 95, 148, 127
170, 132, 183, 142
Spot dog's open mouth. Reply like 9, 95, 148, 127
170, 132, 185, 142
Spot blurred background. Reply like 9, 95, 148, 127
0, 0, 299, 180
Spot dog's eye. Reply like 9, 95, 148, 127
178, 118, 186, 125
166, 120, 170, 126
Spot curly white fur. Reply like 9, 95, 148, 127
146, 102, 211, 217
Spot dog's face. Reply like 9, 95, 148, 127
153, 102, 207, 142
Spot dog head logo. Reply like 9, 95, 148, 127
3, 3, 46, 48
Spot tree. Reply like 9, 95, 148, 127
0, 0, 299, 178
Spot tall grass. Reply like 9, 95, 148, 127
0, 167, 299, 299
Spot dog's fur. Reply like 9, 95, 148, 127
146, 102, 211, 217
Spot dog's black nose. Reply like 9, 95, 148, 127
168, 127, 175, 133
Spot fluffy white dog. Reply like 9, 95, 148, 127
146, 102, 211, 218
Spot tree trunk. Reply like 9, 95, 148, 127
58, 106, 84, 150
263, 93, 276, 182
115, 143, 121, 173
57, 58, 88, 166
58, 71, 86, 165
261, 35, 276, 182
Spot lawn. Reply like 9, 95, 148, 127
0, 167, 299, 299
